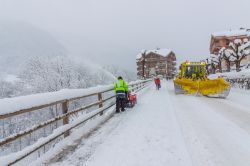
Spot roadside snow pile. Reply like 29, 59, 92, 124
209, 68, 250, 79
0, 85, 113, 116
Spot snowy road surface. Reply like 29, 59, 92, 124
44, 81, 250, 166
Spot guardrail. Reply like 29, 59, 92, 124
0, 79, 151, 165
226, 78, 250, 90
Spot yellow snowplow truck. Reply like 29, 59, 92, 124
174, 61, 231, 98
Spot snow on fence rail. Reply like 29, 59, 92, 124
0, 79, 151, 165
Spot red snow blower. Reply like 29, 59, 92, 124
127, 91, 137, 108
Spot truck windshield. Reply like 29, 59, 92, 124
185, 65, 204, 77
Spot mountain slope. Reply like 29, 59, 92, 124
0, 21, 67, 73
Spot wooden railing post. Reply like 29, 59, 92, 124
62, 100, 69, 137
98, 93, 103, 115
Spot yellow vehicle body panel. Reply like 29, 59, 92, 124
174, 61, 231, 98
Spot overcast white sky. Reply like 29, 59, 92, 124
1, 0, 250, 71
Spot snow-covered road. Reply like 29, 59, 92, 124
44, 81, 250, 166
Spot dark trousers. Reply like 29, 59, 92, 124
116, 97, 126, 113
156, 83, 161, 90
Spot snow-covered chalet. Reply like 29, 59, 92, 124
136, 48, 176, 79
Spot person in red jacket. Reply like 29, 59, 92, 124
154, 76, 161, 90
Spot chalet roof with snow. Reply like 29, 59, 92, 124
136, 48, 173, 59
212, 28, 250, 37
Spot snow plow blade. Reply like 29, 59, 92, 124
205, 88, 230, 98
173, 78, 231, 98
174, 83, 186, 94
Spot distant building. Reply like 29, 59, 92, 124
210, 28, 250, 71
136, 48, 176, 78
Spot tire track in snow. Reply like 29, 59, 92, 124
48, 110, 130, 166
163, 82, 195, 166
197, 95, 250, 135
166, 81, 250, 166
166, 84, 219, 166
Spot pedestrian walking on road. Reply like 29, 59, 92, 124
114, 76, 128, 113
154, 76, 161, 90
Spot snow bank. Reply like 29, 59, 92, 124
208, 68, 250, 79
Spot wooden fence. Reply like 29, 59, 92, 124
0, 79, 151, 165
